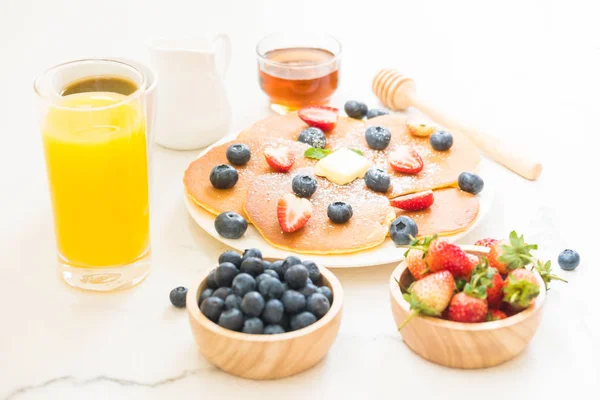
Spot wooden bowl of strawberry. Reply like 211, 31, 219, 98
389, 231, 565, 369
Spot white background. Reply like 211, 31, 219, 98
1, 0, 599, 399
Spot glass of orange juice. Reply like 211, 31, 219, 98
34, 59, 151, 291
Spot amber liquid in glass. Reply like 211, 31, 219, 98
259, 47, 339, 111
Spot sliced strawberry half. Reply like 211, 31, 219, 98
264, 146, 295, 172
390, 190, 434, 211
277, 193, 312, 233
388, 146, 424, 174
298, 105, 338, 132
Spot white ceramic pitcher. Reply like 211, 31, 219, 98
149, 35, 232, 150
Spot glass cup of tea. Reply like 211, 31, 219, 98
256, 32, 342, 114
34, 59, 151, 291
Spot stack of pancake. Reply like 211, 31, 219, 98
183, 113, 480, 254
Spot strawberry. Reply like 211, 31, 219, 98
277, 193, 312, 233
406, 248, 430, 280
390, 190, 434, 211
298, 105, 338, 132
264, 146, 295, 172
466, 254, 480, 268
486, 309, 507, 321
423, 237, 473, 278
399, 270, 455, 329
486, 271, 504, 309
388, 146, 424, 174
503, 268, 540, 311
474, 238, 498, 248
533, 259, 567, 291
488, 231, 537, 274
448, 292, 488, 323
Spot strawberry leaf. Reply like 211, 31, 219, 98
533, 259, 567, 291
463, 258, 495, 299
503, 274, 540, 308
304, 148, 331, 160
350, 148, 364, 156
497, 230, 538, 270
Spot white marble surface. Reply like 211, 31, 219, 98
1, 0, 599, 398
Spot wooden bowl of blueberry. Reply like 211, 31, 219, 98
185, 248, 343, 380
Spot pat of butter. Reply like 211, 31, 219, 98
314, 148, 371, 185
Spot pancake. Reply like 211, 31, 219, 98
237, 112, 365, 148
184, 138, 315, 216
237, 113, 480, 198
244, 168, 396, 254
334, 114, 481, 198
394, 187, 480, 237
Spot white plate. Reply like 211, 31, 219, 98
183, 135, 494, 268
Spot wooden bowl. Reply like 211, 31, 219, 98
389, 261, 546, 369
187, 266, 344, 379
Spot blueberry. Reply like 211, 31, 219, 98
226, 143, 251, 166
558, 249, 580, 271
306, 278, 313, 286
366, 108, 390, 119
255, 273, 273, 286
297, 127, 327, 148
210, 164, 238, 189
200, 297, 224, 322
243, 248, 262, 260
224, 294, 242, 310
241, 291, 265, 317
264, 325, 286, 334
302, 260, 321, 284
214, 262, 239, 287
307, 293, 330, 319
242, 317, 264, 334
263, 269, 280, 280
218, 250, 242, 268
258, 277, 285, 299
292, 175, 318, 198
430, 130, 453, 151
218, 308, 244, 331
232, 273, 256, 297
365, 126, 391, 150
290, 311, 317, 331
169, 286, 187, 308
281, 290, 306, 314
389, 216, 418, 245
317, 286, 333, 304
282, 256, 302, 276
458, 172, 484, 195
364, 168, 391, 193
327, 202, 353, 224
344, 100, 368, 119
240, 257, 264, 277
207, 269, 218, 289
199, 288, 214, 303
261, 299, 285, 325
285, 264, 309, 289
214, 212, 248, 239
282, 283, 290, 292
299, 283, 318, 298
212, 287, 233, 300
262, 260, 272, 270
268, 260, 285, 279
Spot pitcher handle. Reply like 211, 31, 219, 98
213, 33, 232, 79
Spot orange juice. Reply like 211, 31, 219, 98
42, 92, 149, 267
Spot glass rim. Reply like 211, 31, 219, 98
33, 58, 147, 112
255, 32, 342, 70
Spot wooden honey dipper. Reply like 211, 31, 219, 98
372, 69, 543, 181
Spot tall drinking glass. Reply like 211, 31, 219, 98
34, 59, 151, 291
